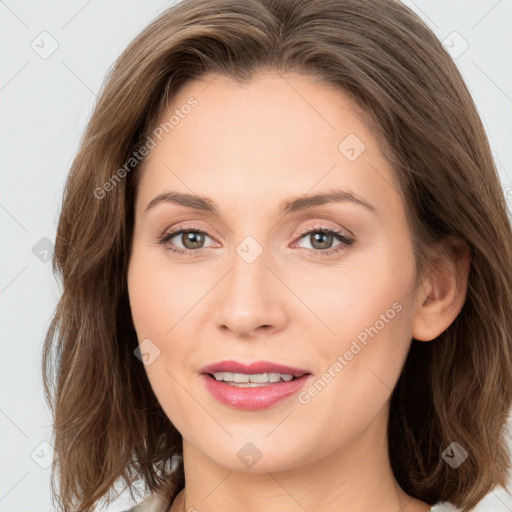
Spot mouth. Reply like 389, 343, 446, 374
199, 360, 313, 410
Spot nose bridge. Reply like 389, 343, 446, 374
227, 233, 271, 307
213, 232, 286, 336
226, 215, 271, 290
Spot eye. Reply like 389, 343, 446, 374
158, 224, 217, 256
158, 223, 355, 257
291, 225, 355, 256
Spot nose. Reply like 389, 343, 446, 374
213, 242, 288, 338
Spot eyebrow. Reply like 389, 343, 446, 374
144, 189, 376, 215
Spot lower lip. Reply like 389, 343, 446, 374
201, 373, 312, 410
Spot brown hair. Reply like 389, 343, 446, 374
42, 0, 512, 510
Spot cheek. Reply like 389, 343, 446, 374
127, 250, 199, 427
293, 307, 413, 458
293, 244, 416, 421
127, 247, 200, 340
295, 241, 415, 358
127, 256, 166, 338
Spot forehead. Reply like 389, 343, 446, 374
135, 72, 400, 219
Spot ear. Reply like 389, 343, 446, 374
412, 239, 471, 342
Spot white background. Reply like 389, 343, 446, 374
1, 1, 511, 511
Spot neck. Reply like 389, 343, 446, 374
172, 405, 430, 512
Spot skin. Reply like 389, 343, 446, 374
127, 72, 470, 512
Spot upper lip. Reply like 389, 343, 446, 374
200, 360, 312, 378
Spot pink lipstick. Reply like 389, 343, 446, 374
200, 360, 313, 410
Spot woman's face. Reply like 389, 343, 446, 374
128, 72, 423, 472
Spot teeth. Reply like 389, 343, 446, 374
212, 372, 296, 384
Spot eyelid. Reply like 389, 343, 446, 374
293, 221, 355, 240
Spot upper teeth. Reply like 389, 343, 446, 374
212, 372, 294, 383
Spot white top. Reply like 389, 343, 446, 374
430, 503, 462, 512
123, 491, 462, 511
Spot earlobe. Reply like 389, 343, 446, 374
412, 241, 471, 342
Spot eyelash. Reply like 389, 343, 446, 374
157, 223, 355, 258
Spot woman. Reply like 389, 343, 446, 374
42, 0, 512, 511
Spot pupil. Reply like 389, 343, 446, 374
183, 231, 204, 249
311, 232, 333, 250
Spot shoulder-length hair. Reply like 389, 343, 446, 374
42, 0, 512, 510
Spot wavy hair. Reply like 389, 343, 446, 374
42, 0, 512, 510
